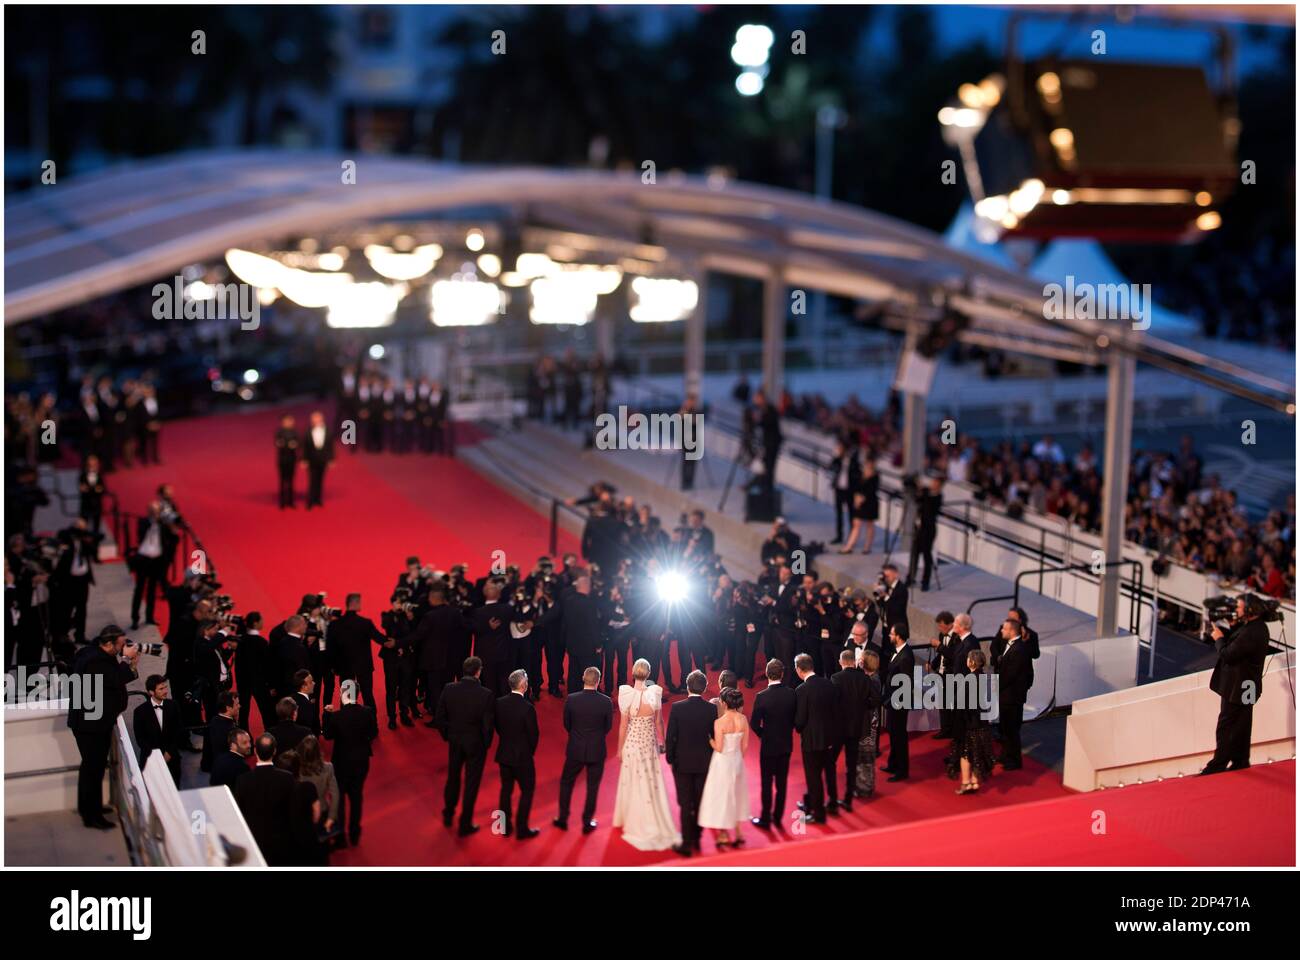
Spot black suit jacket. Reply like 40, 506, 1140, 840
434, 677, 496, 754
952, 632, 982, 675
562, 688, 613, 763
413, 604, 466, 673
882, 643, 917, 711
794, 675, 839, 752
210, 750, 250, 789
666, 694, 716, 774
830, 666, 872, 742
472, 602, 514, 664
134, 698, 186, 766
266, 720, 310, 755
234, 764, 296, 865
293, 692, 320, 735
1209, 618, 1271, 705
201, 712, 237, 773
301, 426, 334, 465
994, 638, 1033, 706
66, 645, 134, 734
494, 692, 540, 765
751, 682, 798, 757
322, 703, 379, 778
330, 611, 383, 676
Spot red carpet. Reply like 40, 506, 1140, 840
105, 405, 1290, 866
697, 761, 1296, 867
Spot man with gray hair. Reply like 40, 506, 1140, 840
494, 670, 540, 839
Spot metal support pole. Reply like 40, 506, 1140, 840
595, 311, 614, 366
684, 269, 706, 399
902, 392, 926, 476
1098, 353, 1136, 637
761, 267, 785, 400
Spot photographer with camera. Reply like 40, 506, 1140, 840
7, 532, 56, 668
866, 564, 908, 651
129, 500, 177, 630
52, 519, 101, 651
381, 590, 419, 728
414, 581, 468, 721
194, 617, 234, 724
67, 625, 139, 830
1200, 594, 1273, 776
392, 556, 433, 613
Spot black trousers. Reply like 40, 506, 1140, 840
681, 456, 696, 491
634, 635, 666, 688
1208, 696, 1254, 769
603, 639, 629, 694
833, 487, 852, 540
337, 762, 368, 840
130, 558, 166, 623
672, 770, 708, 848
885, 707, 910, 776
759, 752, 791, 825
73, 728, 112, 821
819, 642, 843, 678
498, 758, 536, 832
336, 669, 375, 712
382, 657, 415, 719
543, 627, 565, 692
306, 462, 326, 507
444, 743, 487, 829
999, 698, 1023, 767
770, 627, 796, 677
277, 462, 295, 507
800, 748, 831, 819
557, 756, 604, 823
829, 738, 859, 803
55, 576, 91, 645
238, 683, 275, 735
565, 650, 598, 694
424, 667, 451, 716
908, 530, 935, 588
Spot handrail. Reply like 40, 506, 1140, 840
468, 432, 589, 555
1012, 559, 1147, 639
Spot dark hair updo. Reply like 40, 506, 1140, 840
720, 687, 745, 712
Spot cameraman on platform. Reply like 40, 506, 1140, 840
906, 472, 943, 593
67, 625, 139, 830
1200, 594, 1272, 776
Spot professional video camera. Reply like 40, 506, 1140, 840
308, 592, 343, 620
392, 587, 420, 615
1201, 593, 1282, 643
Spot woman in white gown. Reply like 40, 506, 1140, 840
612, 659, 682, 851
697, 686, 751, 848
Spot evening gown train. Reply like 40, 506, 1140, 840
612, 684, 681, 851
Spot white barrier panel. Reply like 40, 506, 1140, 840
1063, 658, 1297, 792
4, 699, 82, 816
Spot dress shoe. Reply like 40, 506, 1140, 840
552, 817, 568, 830
838, 800, 853, 812
887, 774, 909, 782
425, 720, 439, 729
349, 830, 361, 845
672, 844, 693, 857
518, 827, 540, 840
458, 824, 480, 837
750, 817, 771, 829
130, 621, 140, 631
83, 816, 116, 830
501, 825, 513, 838
800, 814, 826, 825
387, 719, 398, 730
1000, 763, 1022, 771
581, 819, 598, 835
400, 714, 414, 727
442, 810, 454, 827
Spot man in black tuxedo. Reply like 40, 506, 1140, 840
765, 563, 800, 674
794, 653, 839, 823
494, 669, 540, 839
291, 669, 320, 735
272, 615, 311, 700
323, 679, 379, 845
951, 614, 983, 676
1201, 594, 1273, 775
665, 669, 715, 856
133, 675, 186, 786
554, 666, 612, 834
750, 658, 798, 830
881, 623, 915, 780
234, 733, 296, 865
266, 697, 311, 755
274, 414, 299, 509
544, 574, 603, 694
472, 580, 515, 698
234, 612, 274, 733
201, 689, 239, 775
416, 583, 464, 719
870, 564, 909, 651
329, 594, 384, 711
829, 649, 871, 811
992, 618, 1031, 771
211, 727, 251, 789
906, 474, 943, 592
434, 657, 496, 837
67, 626, 138, 829
53, 520, 98, 647
301, 409, 333, 509
754, 389, 782, 495
927, 611, 958, 738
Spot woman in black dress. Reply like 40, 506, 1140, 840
952, 650, 995, 794
840, 457, 880, 554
